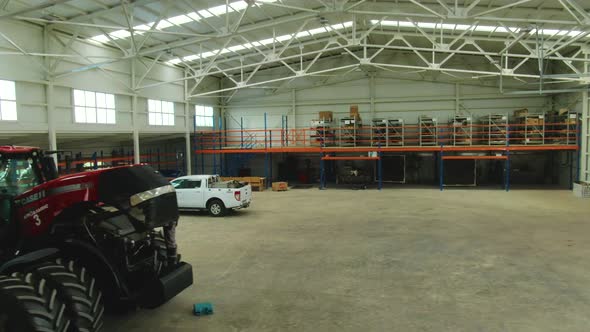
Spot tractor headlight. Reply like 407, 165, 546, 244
130, 185, 175, 207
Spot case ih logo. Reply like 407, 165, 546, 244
15, 190, 46, 206
15, 182, 93, 206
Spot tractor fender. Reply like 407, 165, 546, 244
0, 248, 60, 274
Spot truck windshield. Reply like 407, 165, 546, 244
0, 157, 40, 196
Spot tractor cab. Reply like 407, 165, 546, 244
0, 146, 57, 245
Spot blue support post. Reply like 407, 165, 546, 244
439, 145, 444, 191
378, 143, 382, 191
281, 115, 285, 146
219, 116, 223, 176
264, 112, 269, 188
577, 120, 581, 182
240, 117, 244, 148
212, 115, 217, 175
505, 125, 510, 192
285, 115, 289, 146
320, 152, 325, 190
269, 129, 273, 183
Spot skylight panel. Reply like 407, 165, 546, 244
90, 35, 110, 43
228, 44, 247, 52
166, 21, 354, 65
110, 30, 131, 39
275, 35, 291, 42
156, 20, 174, 30
208, 4, 231, 16
308, 27, 328, 35
229, 1, 249, 11
201, 51, 216, 58
295, 31, 311, 38
258, 38, 276, 45
134, 24, 151, 33
418, 22, 436, 29
197, 9, 214, 18
187, 12, 203, 20
184, 55, 199, 61
167, 15, 193, 25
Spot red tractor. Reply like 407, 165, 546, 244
0, 146, 193, 332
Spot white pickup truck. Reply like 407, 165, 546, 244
170, 175, 252, 216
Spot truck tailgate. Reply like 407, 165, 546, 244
242, 184, 252, 202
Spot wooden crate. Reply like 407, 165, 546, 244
272, 182, 288, 191
221, 176, 266, 191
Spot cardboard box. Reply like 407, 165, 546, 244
559, 108, 570, 115
525, 117, 544, 126
272, 181, 288, 191
514, 108, 528, 117
350, 105, 360, 120
319, 111, 333, 121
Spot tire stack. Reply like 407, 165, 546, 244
0, 259, 105, 332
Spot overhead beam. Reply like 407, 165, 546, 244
63, 0, 160, 23
0, 0, 71, 19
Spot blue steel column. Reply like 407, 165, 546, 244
505, 125, 510, 192
193, 114, 199, 175
577, 119, 581, 182
264, 113, 269, 188
378, 143, 382, 191
281, 115, 285, 147
212, 115, 217, 175
439, 145, 444, 191
269, 129, 273, 183
285, 115, 289, 146
219, 116, 223, 176
320, 152, 325, 190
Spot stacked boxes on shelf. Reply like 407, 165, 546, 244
513, 108, 544, 144
310, 111, 335, 146
450, 116, 472, 145
419, 116, 438, 146
480, 114, 507, 145
545, 108, 579, 144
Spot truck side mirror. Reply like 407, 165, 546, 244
42, 156, 58, 181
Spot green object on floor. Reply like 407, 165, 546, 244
194, 302, 214, 316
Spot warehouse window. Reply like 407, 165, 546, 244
0, 80, 17, 121
73, 89, 116, 124
148, 99, 174, 126
195, 105, 214, 127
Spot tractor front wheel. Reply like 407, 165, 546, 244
0, 274, 70, 332
30, 259, 105, 332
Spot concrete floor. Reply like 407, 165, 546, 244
106, 188, 590, 331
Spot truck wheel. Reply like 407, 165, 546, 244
30, 259, 105, 332
0, 274, 70, 332
207, 199, 227, 217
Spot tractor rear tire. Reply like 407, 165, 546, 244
0, 274, 70, 332
31, 259, 105, 332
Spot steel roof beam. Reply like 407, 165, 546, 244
0, 0, 71, 19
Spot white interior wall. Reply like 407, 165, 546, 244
226, 77, 551, 130
0, 20, 221, 174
